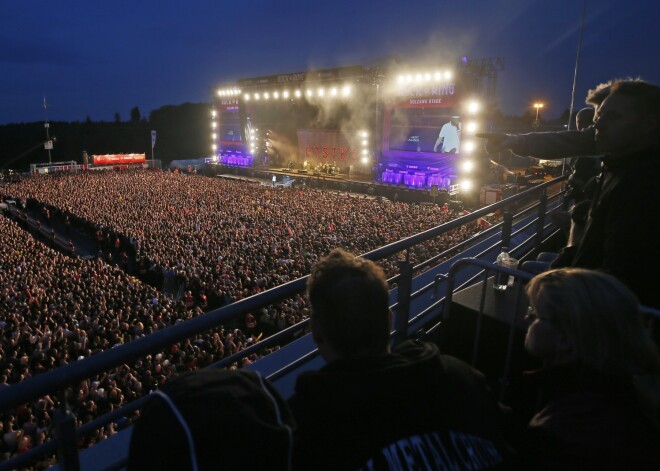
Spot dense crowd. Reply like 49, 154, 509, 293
0, 169, 481, 464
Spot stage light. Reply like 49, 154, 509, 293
211, 110, 217, 118
466, 100, 480, 114
212, 144, 217, 150
361, 140, 368, 146
434, 72, 442, 80
424, 73, 431, 81
250, 136, 255, 141
244, 94, 251, 101
342, 85, 351, 96
211, 122, 217, 129
462, 160, 475, 173
397, 75, 405, 84
306, 90, 313, 97
415, 74, 422, 82
254, 93, 260, 100
361, 156, 369, 164
295, 90, 302, 98
361, 149, 368, 155
283, 90, 290, 98
406, 75, 413, 83
461, 179, 473, 191
462, 141, 476, 153
212, 133, 217, 140
217, 90, 223, 96
264, 92, 270, 100
444, 70, 453, 80
330, 87, 338, 96
273, 91, 279, 99
465, 121, 478, 133
318, 88, 325, 97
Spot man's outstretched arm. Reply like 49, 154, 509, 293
478, 128, 598, 159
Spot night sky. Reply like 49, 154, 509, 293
2, 0, 658, 125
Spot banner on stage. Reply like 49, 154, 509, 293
92, 153, 146, 166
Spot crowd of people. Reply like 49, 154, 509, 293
0, 170, 481, 465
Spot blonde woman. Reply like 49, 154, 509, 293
523, 268, 660, 469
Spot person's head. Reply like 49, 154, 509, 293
128, 369, 294, 471
450, 115, 460, 126
592, 79, 660, 157
307, 249, 390, 361
525, 268, 660, 374
575, 107, 595, 131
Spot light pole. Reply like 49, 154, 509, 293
533, 102, 544, 128
43, 96, 52, 164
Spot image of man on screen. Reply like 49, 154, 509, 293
433, 115, 461, 153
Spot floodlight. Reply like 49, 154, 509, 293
330, 87, 338, 96
462, 141, 476, 153
295, 90, 302, 98
273, 91, 279, 99
444, 71, 453, 80
361, 156, 369, 164
467, 100, 480, 114
461, 160, 475, 173
283, 90, 290, 98
342, 85, 351, 96
461, 179, 473, 191
465, 121, 478, 133
264, 92, 270, 100
318, 88, 325, 97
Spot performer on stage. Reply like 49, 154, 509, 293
433, 116, 461, 153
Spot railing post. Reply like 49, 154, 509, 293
501, 211, 512, 249
535, 191, 548, 250
54, 391, 80, 471
393, 258, 413, 347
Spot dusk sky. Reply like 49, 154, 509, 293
2, 0, 658, 125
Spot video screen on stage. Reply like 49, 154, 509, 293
218, 99, 242, 143
388, 107, 461, 154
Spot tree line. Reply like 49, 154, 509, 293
0, 103, 212, 171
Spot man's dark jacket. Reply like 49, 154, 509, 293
288, 340, 517, 470
509, 129, 660, 308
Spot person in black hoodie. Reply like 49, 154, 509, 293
288, 248, 518, 470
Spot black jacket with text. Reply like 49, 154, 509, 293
288, 340, 518, 470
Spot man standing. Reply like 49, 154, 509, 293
480, 79, 660, 309
288, 249, 516, 470
434, 116, 461, 153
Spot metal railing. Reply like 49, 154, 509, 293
0, 175, 568, 470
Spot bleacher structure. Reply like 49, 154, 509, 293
1, 174, 657, 470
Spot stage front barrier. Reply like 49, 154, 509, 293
220, 155, 253, 167
403, 172, 427, 188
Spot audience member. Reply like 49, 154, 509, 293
523, 268, 660, 469
128, 369, 294, 471
288, 249, 517, 470
480, 79, 660, 309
